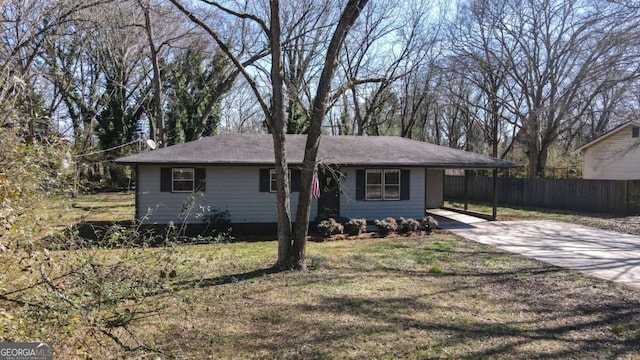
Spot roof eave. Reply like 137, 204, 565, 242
115, 160, 306, 166
117, 160, 517, 168
576, 121, 640, 152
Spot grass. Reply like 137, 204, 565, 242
445, 200, 639, 232
445, 200, 601, 222
0, 194, 639, 359
4, 192, 136, 249
66, 192, 136, 223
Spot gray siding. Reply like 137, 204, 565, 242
583, 127, 640, 180
136, 165, 317, 224
339, 167, 426, 220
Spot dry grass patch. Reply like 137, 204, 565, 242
2, 192, 135, 251
67, 192, 135, 223
2, 235, 640, 359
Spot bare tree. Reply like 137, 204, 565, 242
0, 0, 110, 129
334, 0, 439, 136
170, 0, 368, 269
447, 0, 512, 159
280, 0, 342, 133
44, 1, 151, 150
495, 0, 640, 177
220, 79, 264, 133
138, 0, 167, 146
441, 0, 640, 177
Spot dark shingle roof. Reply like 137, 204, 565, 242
116, 134, 517, 168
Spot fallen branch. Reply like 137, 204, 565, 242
39, 263, 162, 354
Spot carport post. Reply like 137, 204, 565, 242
464, 169, 469, 211
492, 168, 497, 220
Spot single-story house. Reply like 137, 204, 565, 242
577, 121, 640, 180
116, 134, 516, 233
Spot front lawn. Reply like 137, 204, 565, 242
2, 235, 639, 358
1, 193, 639, 358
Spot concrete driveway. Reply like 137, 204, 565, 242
448, 220, 640, 289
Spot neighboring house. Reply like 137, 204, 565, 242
116, 134, 516, 232
577, 121, 640, 180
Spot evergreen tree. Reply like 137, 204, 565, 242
165, 48, 229, 145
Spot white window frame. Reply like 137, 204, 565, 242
269, 169, 292, 193
172, 168, 195, 192
366, 169, 401, 201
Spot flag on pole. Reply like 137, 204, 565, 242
312, 172, 320, 199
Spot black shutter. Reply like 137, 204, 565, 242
160, 168, 171, 192
195, 168, 206, 192
291, 169, 301, 192
259, 169, 270, 192
400, 169, 410, 200
356, 169, 365, 200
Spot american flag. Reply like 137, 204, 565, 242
312, 172, 320, 199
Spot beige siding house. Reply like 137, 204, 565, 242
578, 122, 640, 180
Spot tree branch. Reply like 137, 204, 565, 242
330, 77, 386, 104
40, 263, 162, 354
169, 0, 272, 121
199, 0, 270, 35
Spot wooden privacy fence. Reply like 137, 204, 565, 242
444, 176, 640, 215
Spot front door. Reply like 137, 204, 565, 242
317, 169, 340, 216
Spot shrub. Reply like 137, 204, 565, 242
204, 208, 232, 238
317, 218, 343, 237
399, 217, 420, 234
344, 218, 367, 236
421, 215, 439, 231
374, 217, 397, 236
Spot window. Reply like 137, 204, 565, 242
160, 167, 205, 193
269, 169, 292, 192
172, 168, 194, 192
384, 170, 400, 200
366, 169, 400, 200
260, 169, 300, 192
633, 127, 639, 138
365, 170, 382, 200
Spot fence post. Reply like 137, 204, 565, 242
625, 180, 629, 215
464, 170, 470, 210
492, 169, 497, 219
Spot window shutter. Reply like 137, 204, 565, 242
195, 168, 206, 192
291, 169, 301, 192
259, 169, 270, 192
401, 169, 410, 200
160, 168, 171, 192
356, 169, 365, 200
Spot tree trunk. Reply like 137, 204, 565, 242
142, 2, 165, 147
527, 139, 539, 179
291, 0, 369, 269
526, 129, 551, 178
269, 0, 295, 270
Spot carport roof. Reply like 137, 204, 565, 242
116, 133, 517, 169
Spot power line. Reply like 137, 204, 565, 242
75, 139, 140, 158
